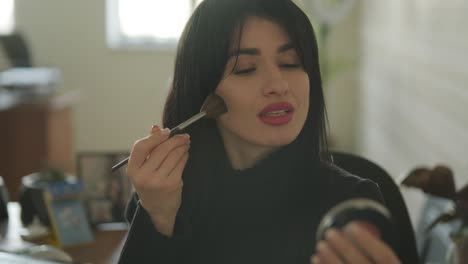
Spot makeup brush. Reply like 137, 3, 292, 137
111, 93, 227, 172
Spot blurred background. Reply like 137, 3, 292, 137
0, 0, 467, 262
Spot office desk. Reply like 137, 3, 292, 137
65, 229, 127, 263
0, 203, 127, 264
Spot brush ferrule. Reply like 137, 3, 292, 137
177, 111, 206, 130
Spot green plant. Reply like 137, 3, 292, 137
299, 0, 357, 86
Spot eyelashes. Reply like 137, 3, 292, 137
233, 63, 302, 75
234, 67, 256, 75
280, 63, 302, 69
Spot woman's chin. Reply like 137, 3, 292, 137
260, 132, 299, 147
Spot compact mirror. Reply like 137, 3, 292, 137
316, 198, 394, 244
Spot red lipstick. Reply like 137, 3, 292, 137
258, 102, 294, 126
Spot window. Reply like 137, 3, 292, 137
0, 0, 15, 35
107, 0, 203, 50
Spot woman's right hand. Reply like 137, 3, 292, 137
126, 126, 191, 236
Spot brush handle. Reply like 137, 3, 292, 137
111, 112, 206, 172
111, 157, 129, 172
169, 127, 184, 137
111, 128, 187, 172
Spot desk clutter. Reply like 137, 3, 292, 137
0, 251, 68, 264
0, 168, 97, 263
0, 33, 127, 263
18, 168, 93, 248
0, 33, 63, 111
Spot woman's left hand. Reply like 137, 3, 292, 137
310, 222, 401, 264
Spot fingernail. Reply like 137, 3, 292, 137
325, 228, 337, 240
160, 128, 170, 135
344, 223, 355, 232
316, 241, 326, 252
151, 125, 159, 134
184, 134, 190, 139
347, 221, 381, 238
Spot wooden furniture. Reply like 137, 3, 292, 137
65, 229, 127, 263
0, 203, 127, 264
0, 92, 77, 201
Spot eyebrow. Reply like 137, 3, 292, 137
228, 42, 296, 58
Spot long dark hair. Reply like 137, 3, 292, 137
163, 0, 328, 162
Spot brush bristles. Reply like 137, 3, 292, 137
201, 93, 228, 118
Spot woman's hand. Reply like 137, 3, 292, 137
310, 222, 401, 264
126, 126, 190, 237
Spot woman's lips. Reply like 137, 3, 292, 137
258, 102, 294, 126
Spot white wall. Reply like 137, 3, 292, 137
360, 0, 468, 224
15, 0, 175, 152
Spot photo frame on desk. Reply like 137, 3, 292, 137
76, 152, 132, 226
42, 191, 94, 247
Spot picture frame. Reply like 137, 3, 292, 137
43, 191, 94, 247
76, 152, 133, 225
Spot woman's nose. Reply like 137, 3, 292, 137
262, 65, 289, 96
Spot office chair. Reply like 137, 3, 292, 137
0, 176, 8, 221
330, 151, 420, 263
0, 32, 33, 67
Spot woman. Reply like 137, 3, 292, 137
118, 0, 409, 263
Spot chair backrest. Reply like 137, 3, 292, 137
0, 33, 33, 67
0, 176, 8, 221
330, 151, 420, 263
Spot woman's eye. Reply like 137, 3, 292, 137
234, 67, 256, 75
280, 63, 301, 69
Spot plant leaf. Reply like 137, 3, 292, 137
401, 165, 456, 200
425, 166, 456, 200
401, 167, 431, 188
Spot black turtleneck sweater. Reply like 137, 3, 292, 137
118, 124, 388, 264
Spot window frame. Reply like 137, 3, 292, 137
106, 0, 200, 51
0, 0, 15, 35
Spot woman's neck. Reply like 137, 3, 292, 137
218, 127, 278, 171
